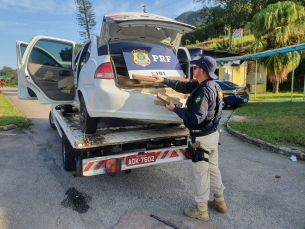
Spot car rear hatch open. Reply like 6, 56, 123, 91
98, 12, 196, 51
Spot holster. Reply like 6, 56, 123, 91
186, 141, 209, 163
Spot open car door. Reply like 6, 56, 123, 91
17, 36, 75, 104
16, 40, 29, 70
16, 40, 38, 98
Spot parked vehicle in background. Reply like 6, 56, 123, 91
216, 80, 249, 109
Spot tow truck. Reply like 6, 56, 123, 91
49, 105, 189, 176
16, 12, 195, 176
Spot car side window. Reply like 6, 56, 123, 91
177, 49, 188, 61
29, 39, 73, 69
74, 51, 80, 70
85, 42, 91, 62
20, 43, 28, 59
78, 42, 91, 72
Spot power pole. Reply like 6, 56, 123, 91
143, 5, 147, 13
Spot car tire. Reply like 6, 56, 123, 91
49, 111, 56, 130
222, 99, 228, 110
80, 96, 98, 134
62, 133, 77, 171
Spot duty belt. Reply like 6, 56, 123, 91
190, 127, 218, 138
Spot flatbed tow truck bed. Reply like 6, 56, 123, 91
50, 105, 189, 177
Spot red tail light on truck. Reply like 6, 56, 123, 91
94, 62, 114, 79
105, 158, 121, 173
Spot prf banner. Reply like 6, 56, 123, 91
233, 29, 243, 39
122, 47, 184, 79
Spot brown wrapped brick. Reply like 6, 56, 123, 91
154, 100, 167, 106
157, 93, 183, 108
132, 75, 157, 82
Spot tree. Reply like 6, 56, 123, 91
59, 47, 73, 61
1, 66, 18, 87
181, 22, 208, 45
75, 0, 96, 41
75, 43, 82, 55
246, 1, 305, 93
195, 0, 252, 49
1, 66, 17, 77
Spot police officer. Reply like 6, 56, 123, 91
151, 56, 227, 222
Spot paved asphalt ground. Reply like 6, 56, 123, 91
1, 86, 305, 229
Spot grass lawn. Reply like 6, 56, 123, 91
229, 102, 305, 150
0, 94, 31, 131
249, 91, 305, 101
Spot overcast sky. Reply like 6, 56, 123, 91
0, 0, 204, 70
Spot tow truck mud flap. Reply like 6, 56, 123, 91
77, 147, 187, 177
76, 156, 84, 177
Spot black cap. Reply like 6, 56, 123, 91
191, 55, 218, 80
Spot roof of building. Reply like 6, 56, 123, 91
187, 47, 242, 56
215, 43, 305, 62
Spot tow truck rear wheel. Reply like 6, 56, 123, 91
62, 133, 76, 171
80, 96, 98, 134
49, 111, 56, 130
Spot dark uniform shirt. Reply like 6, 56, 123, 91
163, 78, 218, 131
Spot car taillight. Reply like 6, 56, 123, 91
233, 89, 239, 97
94, 62, 114, 79
105, 159, 121, 173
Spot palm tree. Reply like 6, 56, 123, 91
246, 1, 305, 93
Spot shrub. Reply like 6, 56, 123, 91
0, 79, 6, 94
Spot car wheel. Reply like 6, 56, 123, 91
222, 99, 228, 110
79, 96, 98, 134
49, 111, 56, 130
62, 133, 76, 171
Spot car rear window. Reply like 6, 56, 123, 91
220, 81, 239, 87
98, 42, 168, 56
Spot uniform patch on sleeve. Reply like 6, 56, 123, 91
195, 96, 202, 103
218, 90, 223, 98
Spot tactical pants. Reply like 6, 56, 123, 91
191, 130, 226, 208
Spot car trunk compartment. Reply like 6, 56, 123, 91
111, 55, 188, 99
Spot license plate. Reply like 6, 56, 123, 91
243, 98, 248, 102
126, 152, 156, 166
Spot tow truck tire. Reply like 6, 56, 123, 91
62, 134, 76, 171
49, 111, 56, 130
80, 96, 98, 134
222, 99, 228, 110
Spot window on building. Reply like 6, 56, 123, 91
224, 69, 233, 82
